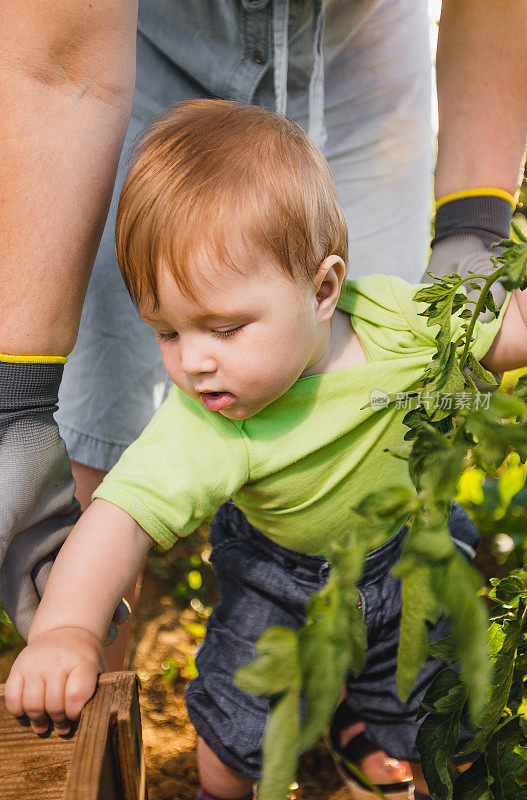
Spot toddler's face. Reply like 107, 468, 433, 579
140, 255, 327, 419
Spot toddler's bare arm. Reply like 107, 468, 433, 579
4, 499, 153, 734
481, 289, 527, 374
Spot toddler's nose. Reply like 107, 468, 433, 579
180, 343, 217, 376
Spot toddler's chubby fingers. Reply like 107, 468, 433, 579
63, 664, 99, 724
22, 675, 51, 734
44, 672, 76, 735
4, 670, 25, 719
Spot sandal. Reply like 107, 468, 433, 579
327, 703, 415, 800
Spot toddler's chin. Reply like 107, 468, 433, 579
220, 400, 266, 420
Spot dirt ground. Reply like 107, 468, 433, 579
0, 530, 349, 800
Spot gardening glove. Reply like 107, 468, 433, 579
423, 191, 515, 392
424, 190, 515, 323
0, 358, 129, 643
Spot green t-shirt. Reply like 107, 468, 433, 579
93, 275, 509, 556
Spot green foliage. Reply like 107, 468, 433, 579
161, 656, 180, 687
416, 572, 527, 799
147, 528, 215, 609
234, 232, 527, 800
0, 606, 24, 651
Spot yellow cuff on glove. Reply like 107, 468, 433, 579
0, 353, 67, 364
435, 187, 516, 212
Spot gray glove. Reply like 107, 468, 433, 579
422, 194, 513, 391
0, 361, 129, 642
424, 193, 513, 322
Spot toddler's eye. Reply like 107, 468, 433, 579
212, 325, 244, 339
156, 331, 179, 342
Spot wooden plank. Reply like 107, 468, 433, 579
0, 684, 75, 800
106, 672, 146, 800
63, 682, 116, 800
0, 672, 147, 800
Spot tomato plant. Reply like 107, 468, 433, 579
235, 226, 527, 800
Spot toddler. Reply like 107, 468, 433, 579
6, 100, 526, 800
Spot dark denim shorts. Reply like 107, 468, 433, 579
185, 501, 479, 778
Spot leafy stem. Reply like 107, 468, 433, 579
234, 232, 527, 800
458, 264, 507, 370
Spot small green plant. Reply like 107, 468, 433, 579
235, 225, 527, 800
416, 571, 527, 799
161, 656, 180, 687
0, 606, 24, 651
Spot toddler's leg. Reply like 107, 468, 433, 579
186, 504, 330, 793
197, 738, 255, 800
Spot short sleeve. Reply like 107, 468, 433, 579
388, 275, 512, 364
92, 387, 249, 549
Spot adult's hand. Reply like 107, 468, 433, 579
0, 361, 80, 640
423, 193, 514, 322
0, 360, 130, 642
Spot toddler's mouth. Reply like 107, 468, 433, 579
200, 391, 236, 412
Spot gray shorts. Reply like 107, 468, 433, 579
185, 501, 479, 778
57, 0, 433, 470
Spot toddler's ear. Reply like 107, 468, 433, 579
313, 255, 346, 318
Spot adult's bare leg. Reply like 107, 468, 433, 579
0, 0, 138, 637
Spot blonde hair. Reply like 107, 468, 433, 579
116, 99, 348, 308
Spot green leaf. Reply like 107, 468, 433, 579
491, 574, 527, 605
417, 668, 468, 720
513, 374, 527, 403
457, 611, 524, 758
329, 544, 370, 676
397, 565, 439, 700
258, 689, 300, 800
511, 220, 527, 244
483, 286, 499, 319
430, 635, 459, 665
485, 717, 527, 800
452, 755, 492, 800
498, 465, 527, 513
417, 705, 464, 800
432, 554, 489, 723
415, 672, 471, 800
464, 353, 500, 388
489, 393, 527, 420
417, 714, 458, 800
408, 427, 467, 501
456, 467, 485, 506
466, 412, 527, 467
508, 658, 526, 716
298, 582, 356, 751
355, 485, 416, 520
234, 626, 300, 696
479, 618, 523, 734
495, 238, 527, 292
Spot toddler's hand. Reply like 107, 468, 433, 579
4, 627, 106, 735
